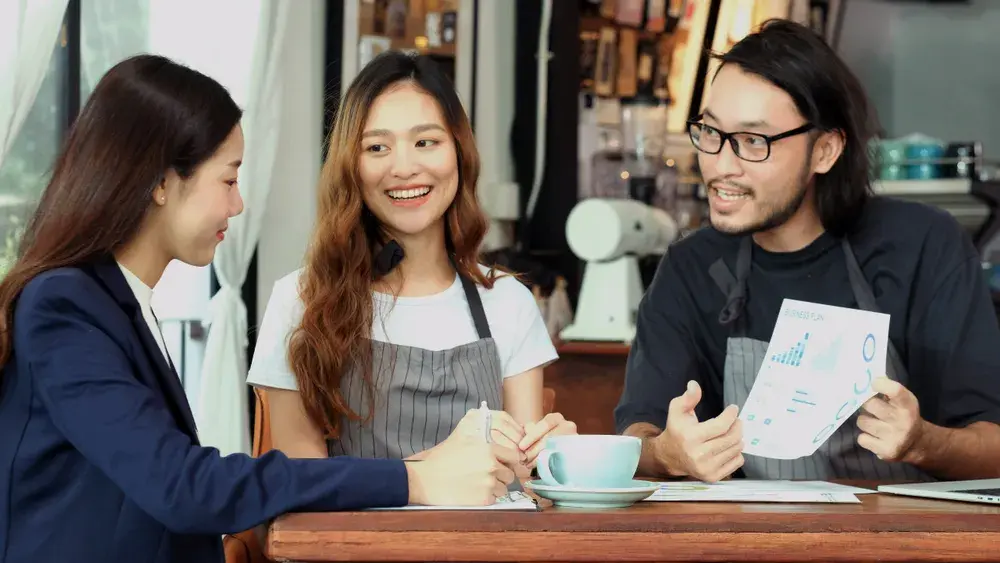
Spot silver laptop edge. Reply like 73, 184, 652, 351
878, 478, 1000, 505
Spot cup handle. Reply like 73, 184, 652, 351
535, 449, 564, 486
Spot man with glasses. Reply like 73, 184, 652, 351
615, 19, 1000, 483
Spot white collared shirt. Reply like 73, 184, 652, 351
117, 262, 171, 366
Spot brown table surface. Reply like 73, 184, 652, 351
266, 481, 1000, 562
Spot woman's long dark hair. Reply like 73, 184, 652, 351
0, 54, 242, 368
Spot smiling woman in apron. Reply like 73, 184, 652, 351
615, 20, 1000, 483
246, 51, 576, 472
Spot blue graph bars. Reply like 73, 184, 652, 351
770, 332, 809, 366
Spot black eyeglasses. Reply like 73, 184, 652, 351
687, 120, 814, 162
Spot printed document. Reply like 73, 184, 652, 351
739, 299, 890, 460
644, 480, 875, 503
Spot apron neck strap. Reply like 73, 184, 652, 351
840, 237, 880, 312
716, 237, 875, 323
450, 254, 492, 340
715, 236, 753, 327
456, 269, 492, 340
374, 241, 492, 340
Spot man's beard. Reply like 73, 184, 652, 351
710, 166, 812, 237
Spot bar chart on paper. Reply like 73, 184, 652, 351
740, 300, 890, 460
770, 333, 808, 366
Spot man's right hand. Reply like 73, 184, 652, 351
652, 380, 744, 482
405, 427, 520, 506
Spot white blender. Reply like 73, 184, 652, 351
559, 198, 678, 343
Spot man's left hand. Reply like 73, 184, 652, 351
856, 377, 925, 463
518, 412, 578, 467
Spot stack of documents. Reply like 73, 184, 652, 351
643, 480, 875, 503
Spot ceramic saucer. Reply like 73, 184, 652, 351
524, 479, 659, 509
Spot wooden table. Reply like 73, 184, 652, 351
266, 486, 1000, 562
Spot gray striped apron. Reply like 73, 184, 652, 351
328, 274, 503, 459
710, 236, 933, 481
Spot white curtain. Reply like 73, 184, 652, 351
0, 0, 69, 168
196, 0, 290, 456
79, 0, 150, 100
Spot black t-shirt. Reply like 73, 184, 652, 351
615, 196, 1000, 433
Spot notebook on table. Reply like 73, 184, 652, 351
368, 479, 539, 511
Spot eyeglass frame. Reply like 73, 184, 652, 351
686, 118, 814, 162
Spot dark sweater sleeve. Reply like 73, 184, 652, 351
17, 276, 409, 536
615, 251, 704, 433
907, 242, 1000, 429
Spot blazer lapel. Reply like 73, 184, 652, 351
89, 257, 200, 440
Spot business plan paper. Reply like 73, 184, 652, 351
739, 299, 890, 460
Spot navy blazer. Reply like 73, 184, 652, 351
0, 257, 409, 563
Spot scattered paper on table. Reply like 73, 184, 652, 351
739, 299, 890, 460
643, 480, 873, 503
368, 491, 539, 511
647, 490, 860, 503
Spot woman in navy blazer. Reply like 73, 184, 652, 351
0, 55, 518, 563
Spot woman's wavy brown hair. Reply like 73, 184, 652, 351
288, 51, 498, 438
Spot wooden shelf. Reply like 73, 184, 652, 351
420, 46, 456, 58
555, 340, 631, 356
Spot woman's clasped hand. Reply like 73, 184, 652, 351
451, 408, 578, 472
408, 408, 579, 505
406, 416, 520, 506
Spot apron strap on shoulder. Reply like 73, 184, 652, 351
709, 258, 745, 327
709, 258, 737, 297
457, 270, 493, 340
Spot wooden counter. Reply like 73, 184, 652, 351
543, 341, 630, 435
266, 483, 1000, 562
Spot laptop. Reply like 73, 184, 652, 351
878, 479, 1000, 505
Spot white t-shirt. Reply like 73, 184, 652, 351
246, 266, 559, 391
